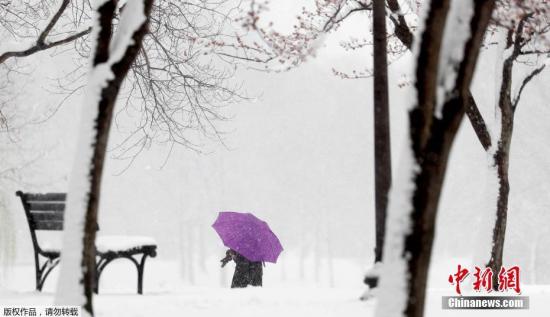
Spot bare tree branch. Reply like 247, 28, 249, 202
465, 92, 492, 150
2, 0, 259, 164
36, 0, 70, 45
512, 64, 546, 111
322, 1, 372, 32
520, 49, 550, 55
0, 0, 92, 64
386, 0, 413, 50
0, 27, 91, 63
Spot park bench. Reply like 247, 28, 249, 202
16, 191, 157, 294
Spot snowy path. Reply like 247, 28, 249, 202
1, 261, 373, 316
3, 286, 550, 317
1, 287, 373, 317
2, 262, 549, 316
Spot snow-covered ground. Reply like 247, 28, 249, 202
1, 259, 373, 317
1, 259, 549, 316
2, 287, 373, 317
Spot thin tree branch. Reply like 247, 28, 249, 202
0, 27, 91, 64
322, 2, 371, 32
37, 0, 71, 46
512, 64, 546, 111
465, 92, 492, 150
519, 49, 550, 55
386, 0, 413, 50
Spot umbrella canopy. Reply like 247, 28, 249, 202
212, 211, 283, 263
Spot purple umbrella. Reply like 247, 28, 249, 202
212, 211, 283, 263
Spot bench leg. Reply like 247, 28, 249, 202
95, 253, 150, 295
95, 256, 114, 294
137, 254, 150, 295
33, 253, 41, 291
35, 255, 60, 291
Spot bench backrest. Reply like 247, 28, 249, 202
16, 191, 100, 255
16, 191, 66, 231
16, 191, 68, 255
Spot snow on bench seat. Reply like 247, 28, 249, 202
96, 235, 157, 253
41, 235, 157, 253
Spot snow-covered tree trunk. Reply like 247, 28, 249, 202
386, 0, 493, 155
55, 0, 153, 315
376, 1, 495, 317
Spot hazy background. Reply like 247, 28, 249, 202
2, 0, 550, 291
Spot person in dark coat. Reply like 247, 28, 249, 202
221, 249, 263, 288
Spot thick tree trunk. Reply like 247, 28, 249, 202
79, 0, 154, 313
405, 99, 465, 317
381, 1, 495, 317
399, 0, 453, 309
